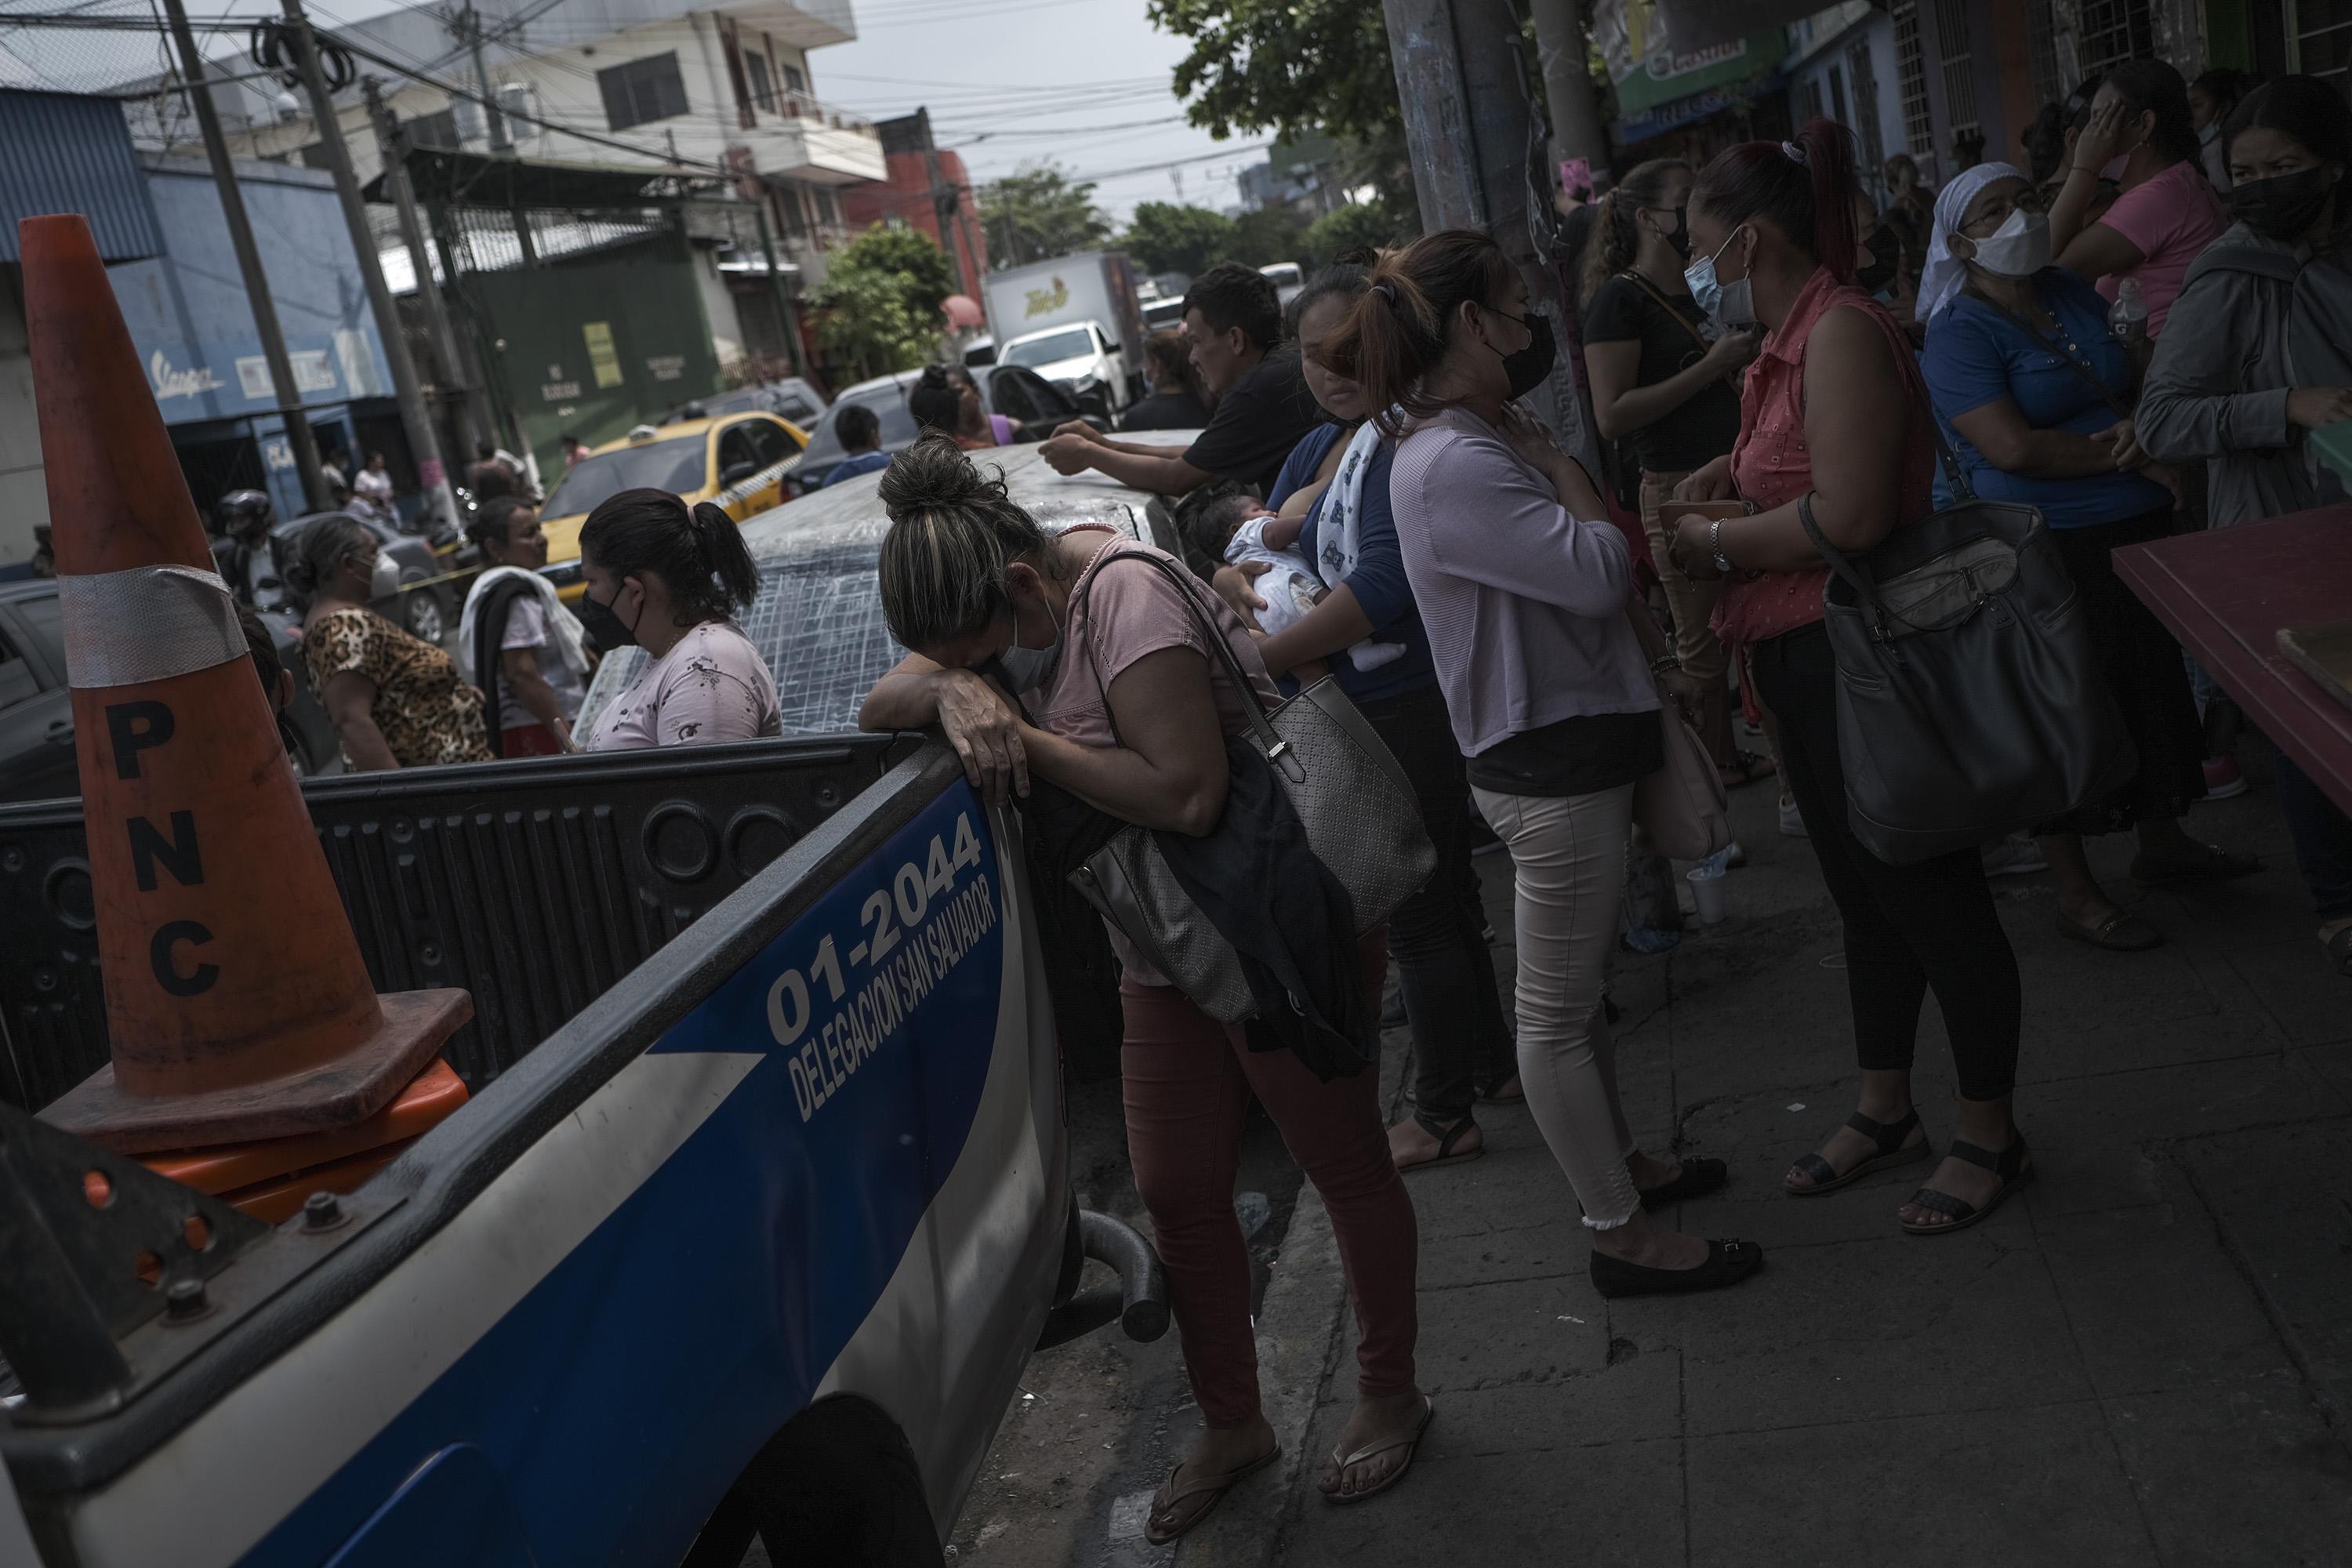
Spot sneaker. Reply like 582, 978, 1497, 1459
2202, 754, 2249, 800
1778, 793, 1808, 838
1981, 832, 2048, 877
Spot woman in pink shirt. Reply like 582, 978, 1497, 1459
1666, 120, 2030, 1236
2050, 59, 2227, 338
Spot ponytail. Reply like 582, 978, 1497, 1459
579, 488, 762, 626
1579, 157, 1692, 307
1321, 229, 1517, 437
1690, 118, 1860, 283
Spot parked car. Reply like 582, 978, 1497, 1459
963, 336, 996, 367
271, 510, 465, 647
661, 376, 828, 428
535, 411, 809, 600
1142, 296, 1185, 332
1260, 260, 1305, 307
0, 576, 337, 800
998, 320, 1131, 414
790, 365, 1101, 495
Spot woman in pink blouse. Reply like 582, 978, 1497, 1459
1667, 120, 2031, 1236
2049, 59, 2227, 339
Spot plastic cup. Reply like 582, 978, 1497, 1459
1686, 863, 1728, 926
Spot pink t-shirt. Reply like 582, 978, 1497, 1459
583, 619, 782, 750
1022, 530, 1278, 987
2092, 158, 2227, 339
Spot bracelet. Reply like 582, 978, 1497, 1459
1650, 652, 1682, 676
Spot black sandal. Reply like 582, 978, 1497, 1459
1638, 1156, 1728, 1209
1590, 1237, 1764, 1298
1784, 1108, 1930, 1196
1901, 1135, 2034, 1235
1397, 1112, 1483, 1174
1717, 748, 1777, 789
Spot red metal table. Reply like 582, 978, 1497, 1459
2116, 504, 2352, 817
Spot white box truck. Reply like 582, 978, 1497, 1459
982, 250, 1149, 412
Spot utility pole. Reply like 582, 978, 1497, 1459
458, 4, 509, 152
365, 77, 488, 451
1381, 0, 1594, 468
279, 0, 459, 524
753, 200, 804, 376
1528, 0, 1613, 188
160, 0, 328, 514
923, 146, 968, 296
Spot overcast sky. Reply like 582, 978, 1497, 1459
809, 0, 1265, 223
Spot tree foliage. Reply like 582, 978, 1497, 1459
978, 163, 1113, 269
1226, 204, 1309, 269
808, 223, 955, 382
1145, 0, 1399, 149
1301, 198, 1419, 267
1122, 201, 1235, 277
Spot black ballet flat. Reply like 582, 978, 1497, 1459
1589, 1237, 1763, 1298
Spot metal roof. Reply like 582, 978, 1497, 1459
0, 89, 163, 263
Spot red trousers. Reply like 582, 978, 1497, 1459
1119, 933, 1417, 1428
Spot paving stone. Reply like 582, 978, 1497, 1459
1278, 1434, 1684, 1568
2019, 1052, 2347, 1152
2226, 937, 2352, 1047
1686, 1402, 2154, 1566
2034, 1172, 2299, 1398
2103, 1381, 2352, 1566
1407, 1272, 1612, 1392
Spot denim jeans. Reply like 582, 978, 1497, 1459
1359, 686, 1515, 1121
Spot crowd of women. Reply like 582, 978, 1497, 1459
847, 62, 2352, 1545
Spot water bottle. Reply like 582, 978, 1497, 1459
2107, 278, 2149, 347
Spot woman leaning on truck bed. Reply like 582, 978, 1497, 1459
858, 434, 1433, 1542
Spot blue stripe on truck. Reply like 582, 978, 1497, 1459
236, 784, 1006, 1568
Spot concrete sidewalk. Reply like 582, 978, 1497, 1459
1181, 755, 2352, 1568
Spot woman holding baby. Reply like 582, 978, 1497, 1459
1212, 259, 1519, 1176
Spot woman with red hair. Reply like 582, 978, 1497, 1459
1667, 121, 2031, 1235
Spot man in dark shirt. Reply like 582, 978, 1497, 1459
1039, 261, 1319, 496
1116, 329, 1212, 433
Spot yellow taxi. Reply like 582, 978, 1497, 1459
534, 410, 808, 600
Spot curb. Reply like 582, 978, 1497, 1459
1171, 1178, 1348, 1567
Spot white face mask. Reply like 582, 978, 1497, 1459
1967, 209, 2052, 278
368, 552, 401, 601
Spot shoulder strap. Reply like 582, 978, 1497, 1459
1962, 281, 2134, 422
1065, 547, 1286, 760
1617, 270, 1712, 354
1820, 295, 1977, 504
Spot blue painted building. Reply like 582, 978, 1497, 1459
0, 89, 406, 569
109, 156, 404, 528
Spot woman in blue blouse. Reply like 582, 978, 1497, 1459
1221, 260, 1517, 1172
1919, 163, 2254, 952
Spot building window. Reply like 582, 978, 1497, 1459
1799, 77, 1825, 123
2025, 0, 2064, 104
1847, 37, 1886, 182
2297, 0, 2352, 93
746, 52, 774, 111
783, 62, 806, 94
1891, 1, 1933, 156
815, 188, 838, 225
598, 53, 688, 132
1933, 0, 1980, 139
2075, 0, 2155, 78
406, 107, 460, 151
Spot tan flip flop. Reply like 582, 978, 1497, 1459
1145, 1443, 1281, 1545
1323, 1395, 1435, 1505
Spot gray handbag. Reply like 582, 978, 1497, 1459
1064, 550, 1436, 1021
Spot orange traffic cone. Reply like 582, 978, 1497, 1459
23, 214, 470, 1155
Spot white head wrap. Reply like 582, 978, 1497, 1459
1915, 161, 2031, 325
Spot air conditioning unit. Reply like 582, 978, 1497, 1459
499, 82, 536, 140
453, 96, 485, 144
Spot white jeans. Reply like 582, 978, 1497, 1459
1472, 782, 1642, 1230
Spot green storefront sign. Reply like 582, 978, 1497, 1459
1606, 1, 1787, 117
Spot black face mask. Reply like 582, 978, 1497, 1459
576, 583, 640, 650
1653, 205, 1693, 260
1856, 224, 1899, 293
2229, 165, 2337, 242
1489, 309, 1558, 400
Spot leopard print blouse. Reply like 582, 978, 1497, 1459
303, 607, 492, 768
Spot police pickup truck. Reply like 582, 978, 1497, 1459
0, 471, 1181, 1565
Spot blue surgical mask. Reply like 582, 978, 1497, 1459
994, 598, 1062, 692
1684, 226, 1757, 330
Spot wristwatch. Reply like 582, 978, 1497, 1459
1708, 517, 1734, 575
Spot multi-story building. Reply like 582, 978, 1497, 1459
837, 109, 987, 302
132, 0, 884, 367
